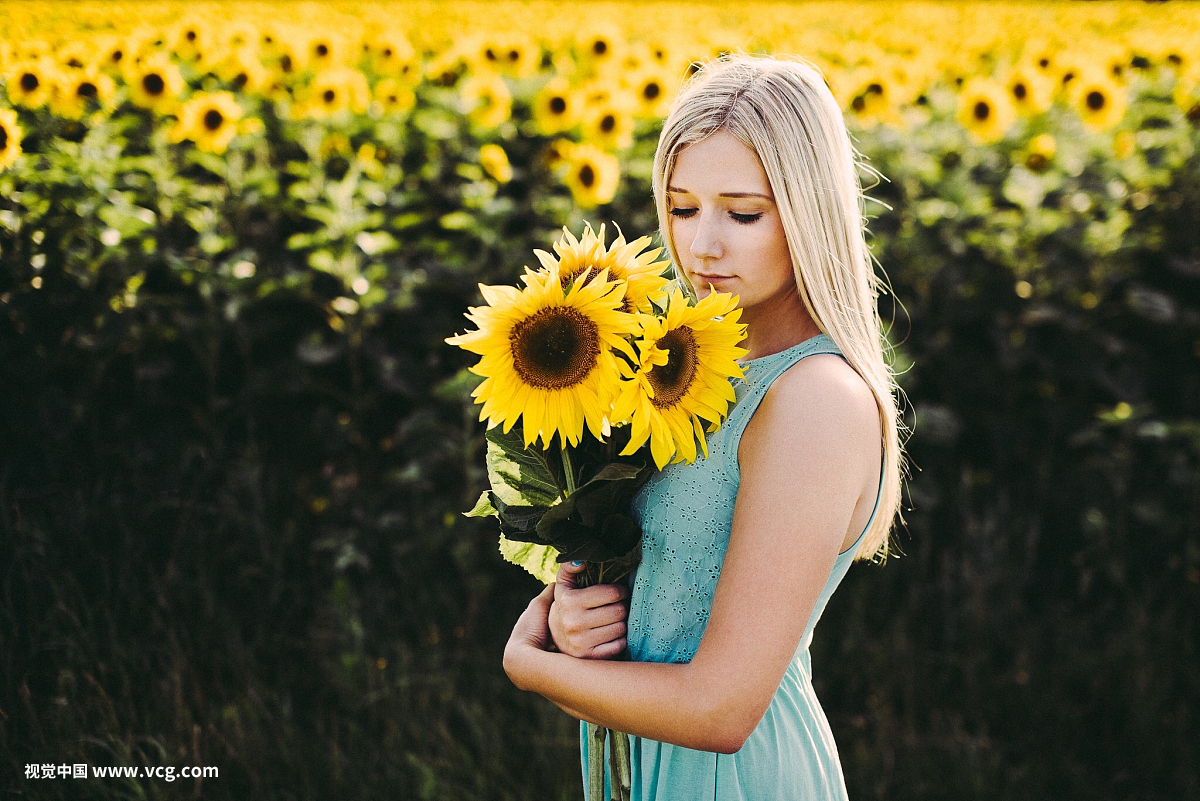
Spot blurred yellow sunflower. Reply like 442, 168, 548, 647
366, 34, 420, 85
1002, 64, 1056, 116
583, 103, 635, 151
127, 53, 185, 114
532, 222, 670, 312
300, 66, 371, 118
212, 46, 272, 94
168, 91, 244, 154
169, 18, 215, 68
0, 108, 22, 171
562, 143, 620, 209
460, 71, 512, 128
479, 143, 513, 183
1068, 67, 1128, 133
956, 76, 1017, 145
445, 263, 639, 449
627, 66, 672, 119
372, 77, 417, 115
611, 287, 748, 469
575, 25, 623, 72
470, 32, 540, 79
6, 59, 59, 108
50, 67, 116, 118
532, 77, 579, 135
845, 67, 903, 129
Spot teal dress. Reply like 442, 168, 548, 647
580, 333, 883, 800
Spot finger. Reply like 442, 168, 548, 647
590, 636, 627, 660
555, 560, 586, 593
579, 583, 631, 609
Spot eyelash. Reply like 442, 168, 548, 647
668, 208, 764, 225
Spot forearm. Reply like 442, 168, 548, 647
505, 646, 740, 753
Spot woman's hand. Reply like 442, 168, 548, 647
548, 561, 630, 660
503, 583, 555, 690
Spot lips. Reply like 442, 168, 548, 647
693, 273, 733, 283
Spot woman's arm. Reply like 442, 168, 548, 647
505, 355, 882, 753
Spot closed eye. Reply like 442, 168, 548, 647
730, 212, 763, 225
669, 208, 764, 225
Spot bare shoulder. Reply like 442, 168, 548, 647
756, 353, 880, 446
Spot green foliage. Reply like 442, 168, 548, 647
1, 66, 1198, 801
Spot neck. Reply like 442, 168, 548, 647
738, 290, 823, 362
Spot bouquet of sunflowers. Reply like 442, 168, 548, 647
446, 222, 747, 801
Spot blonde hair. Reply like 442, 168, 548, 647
652, 53, 908, 561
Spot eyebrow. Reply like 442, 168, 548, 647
666, 186, 774, 200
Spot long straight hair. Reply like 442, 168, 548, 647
652, 54, 908, 561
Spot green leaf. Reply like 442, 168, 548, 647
484, 425, 563, 508
464, 491, 496, 518
498, 536, 560, 585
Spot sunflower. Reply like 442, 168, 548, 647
562, 143, 620, 209
169, 18, 214, 68
459, 71, 512, 128
372, 77, 416, 115
532, 223, 670, 312
299, 66, 371, 118
575, 25, 623, 71
583, 103, 635, 151
479, 143, 513, 183
211, 45, 271, 94
50, 67, 116, 118
532, 77, 578, 136
469, 32, 539, 79
365, 34, 420, 85
126, 53, 185, 114
845, 67, 903, 129
627, 65, 672, 119
1068, 67, 1127, 133
0, 108, 21, 171
168, 91, 244, 154
6, 59, 59, 108
1002, 64, 1055, 116
610, 287, 748, 469
955, 76, 1017, 145
445, 263, 639, 450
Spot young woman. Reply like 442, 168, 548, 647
503, 53, 907, 800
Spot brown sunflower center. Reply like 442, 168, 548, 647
578, 163, 596, 188
549, 95, 567, 114
77, 81, 98, 99
203, 109, 224, 131
323, 89, 337, 104
143, 73, 165, 96
1086, 90, 1106, 111
1012, 82, 1027, 101
973, 100, 991, 121
0, 127, 8, 151
20, 72, 39, 92
642, 81, 660, 101
599, 114, 616, 133
510, 306, 600, 390
647, 326, 698, 408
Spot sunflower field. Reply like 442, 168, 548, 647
2, 0, 1199, 798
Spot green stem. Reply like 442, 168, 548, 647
587, 722, 606, 801
561, 444, 576, 496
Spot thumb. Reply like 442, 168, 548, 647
555, 560, 586, 592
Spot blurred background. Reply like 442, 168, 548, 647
1, 1, 1198, 798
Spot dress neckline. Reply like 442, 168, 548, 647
737, 333, 833, 376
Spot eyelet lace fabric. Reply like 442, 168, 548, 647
579, 332, 886, 801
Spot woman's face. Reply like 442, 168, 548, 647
667, 130, 796, 315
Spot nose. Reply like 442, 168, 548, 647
688, 212, 722, 262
